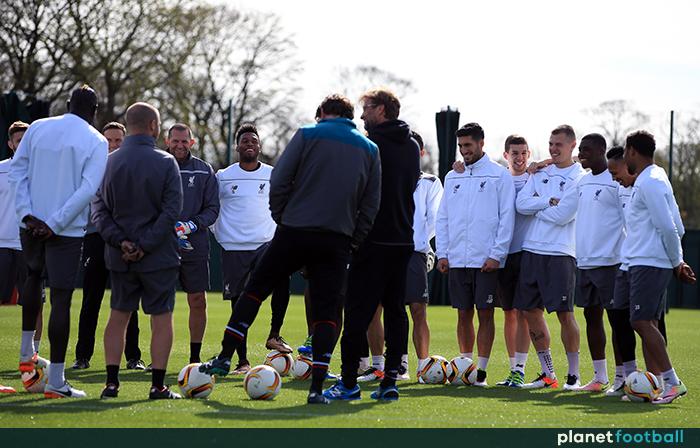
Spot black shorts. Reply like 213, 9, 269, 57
221, 244, 267, 300
111, 268, 178, 315
629, 266, 672, 322
448, 268, 498, 310
20, 230, 82, 290
179, 257, 210, 293
0, 248, 21, 302
575, 265, 618, 309
405, 252, 429, 304
514, 251, 576, 313
613, 269, 630, 309
497, 251, 523, 311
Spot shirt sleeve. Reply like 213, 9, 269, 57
9, 126, 34, 224
642, 179, 683, 267
138, 157, 184, 253
489, 172, 516, 264
45, 139, 108, 234
425, 178, 444, 244
351, 149, 382, 247
435, 177, 450, 260
535, 175, 581, 226
516, 174, 549, 215
191, 163, 220, 229
269, 129, 304, 223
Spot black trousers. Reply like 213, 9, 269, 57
340, 243, 413, 387
75, 232, 141, 361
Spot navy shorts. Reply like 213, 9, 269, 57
613, 269, 630, 309
497, 251, 523, 311
448, 268, 498, 310
405, 252, 429, 304
575, 265, 618, 309
111, 268, 178, 315
179, 257, 210, 293
514, 251, 576, 313
629, 266, 672, 322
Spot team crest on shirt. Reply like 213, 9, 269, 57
594, 189, 602, 200
559, 181, 566, 191
486, 294, 493, 304
453, 184, 461, 194
479, 181, 486, 192
188, 176, 195, 188
542, 178, 549, 184
231, 185, 238, 194
258, 183, 266, 194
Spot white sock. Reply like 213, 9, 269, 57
592, 359, 608, 383
20, 331, 35, 361
537, 349, 555, 377
614, 365, 624, 381
34, 339, 41, 354
401, 354, 408, 370
622, 360, 637, 377
371, 355, 384, 371
48, 362, 65, 388
514, 352, 528, 374
661, 368, 680, 387
477, 356, 489, 371
656, 374, 665, 389
359, 357, 370, 371
509, 357, 516, 370
566, 352, 580, 378
460, 352, 473, 360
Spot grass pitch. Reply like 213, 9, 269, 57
0, 291, 698, 428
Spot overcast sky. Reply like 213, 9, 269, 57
228, 0, 699, 161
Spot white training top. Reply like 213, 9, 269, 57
436, 154, 515, 268
625, 164, 684, 269
212, 162, 276, 251
412, 173, 443, 254
575, 170, 625, 269
509, 172, 533, 254
516, 162, 586, 257
0, 159, 21, 250
9, 114, 108, 237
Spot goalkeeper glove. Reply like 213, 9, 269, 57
175, 220, 197, 238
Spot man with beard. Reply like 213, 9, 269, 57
324, 88, 420, 401
210, 123, 293, 375
622, 130, 694, 404
199, 94, 380, 405
165, 124, 219, 364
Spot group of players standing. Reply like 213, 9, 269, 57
0, 84, 693, 405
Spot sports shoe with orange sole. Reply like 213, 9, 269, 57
522, 372, 559, 389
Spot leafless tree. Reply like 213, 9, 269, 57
586, 99, 650, 146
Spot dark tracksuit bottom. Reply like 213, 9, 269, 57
220, 226, 351, 394
75, 232, 141, 361
340, 242, 413, 389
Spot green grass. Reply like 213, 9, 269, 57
0, 291, 698, 428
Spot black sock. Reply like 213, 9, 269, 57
221, 293, 263, 359
106, 364, 120, 387
310, 321, 336, 394
152, 369, 166, 389
190, 342, 202, 363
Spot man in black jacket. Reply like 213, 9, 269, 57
166, 123, 219, 364
199, 94, 381, 404
92, 102, 183, 400
324, 88, 420, 402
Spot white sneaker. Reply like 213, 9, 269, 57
44, 382, 87, 399
357, 367, 384, 382
522, 372, 559, 389
396, 372, 410, 381
605, 379, 625, 397
562, 374, 581, 391
574, 379, 609, 392
473, 380, 488, 387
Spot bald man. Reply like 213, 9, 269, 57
10, 85, 108, 398
92, 102, 184, 399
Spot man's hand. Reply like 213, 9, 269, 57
437, 258, 449, 274
452, 160, 465, 173
527, 159, 553, 175
481, 258, 499, 272
674, 261, 697, 285
175, 221, 198, 238
22, 215, 54, 240
549, 197, 560, 206
120, 240, 144, 263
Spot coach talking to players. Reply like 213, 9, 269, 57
92, 102, 184, 400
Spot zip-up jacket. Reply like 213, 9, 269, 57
174, 153, 219, 260
0, 159, 20, 249
626, 164, 684, 269
10, 114, 108, 237
270, 118, 381, 246
516, 163, 586, 257
576, 170, 625, 269
413, 173, 443, 254
436, 154, 516, 268
509, 172, 533, 254
213, 163, 276, 251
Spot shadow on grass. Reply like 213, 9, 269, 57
399, 382, 671, 415
0, 395, 148, 414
